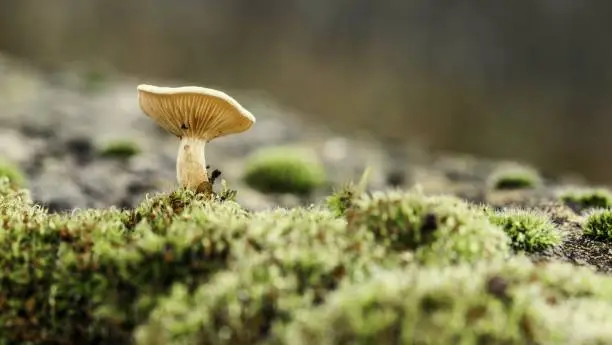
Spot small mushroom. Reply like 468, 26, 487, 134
137, 84, 256, 193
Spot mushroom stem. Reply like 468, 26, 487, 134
176, 137, 209, 190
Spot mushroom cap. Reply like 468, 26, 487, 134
137, 84, 256, 141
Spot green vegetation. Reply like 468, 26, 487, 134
326, 167, 371, 217
487, 164, 543, 190
488, 208, 562, 252
98, 139, 142, 159
559, 187, 612, 211
243, 146, 326, 196
2, 175, 612, 344
0, 159, 25, 187
216, 179, 238, 202
78, 62, 111, 93
347, 190, 510, 265
583, 209, 612, 241
284, 257, 612, 345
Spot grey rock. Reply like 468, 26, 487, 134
64, 137, 95, 166
0, 56, 424, 211
75, 160, 133, 208
29, 161, 89, 212
0, 128, 38, 165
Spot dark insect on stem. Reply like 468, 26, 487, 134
181, 123, 189, 130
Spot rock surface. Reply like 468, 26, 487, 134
0, 55, 421, 211
0, 54, 589, 212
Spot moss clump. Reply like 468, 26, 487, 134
243, 146, 326, 196
0, 160, 26, 187
488, 208, 562, 252
0, 177, 386, 345
4, 175, 612, 344
346, 189, 511, 265
487, 164, 543, 190
0, 186, 250, 344
215, 179, 238, 202
134, 234, 383, 345
326, 167, 371, 217
326, 183, 359, 218
133, 206, 391, 345
559, 187, 612, 212
583, 209, 612, 241
282, 257, 612, 345
0, 176, 30, 203
81, 67, 108, 93
98, 140, 141, 159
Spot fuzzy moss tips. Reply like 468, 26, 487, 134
559, 187, 612, 212
282, 258, 612, 345
98, 139, 141, 159
0, 160, 26, 188
243, 146, 326, 196
127, 187, 247, 232
134, 250, 350, 345
583, 209, 612, 242
488, 208, 562, 252
347, 189, 510, 265
326, 183, 358, 218
487, 164, 543, 190
0, 175, 30, 204
215, 179, 238, 202
0, 187, 251, 344
326, 167, 371, 217
132, 206, 380, 345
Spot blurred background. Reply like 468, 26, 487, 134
0, 0, 611, 210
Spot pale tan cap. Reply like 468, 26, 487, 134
137, 84, 256, 141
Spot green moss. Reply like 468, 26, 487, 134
0, 176, 30, 203
488, 208, 562, 252
560, 187, 612, 212
487, 164, 542, 190
0, 160, 26, 187
134, 246, 375, 345
215, 179, 238, 202
346, 189, 511, 265
0, 187, 249, 343
326, 167, 371, 217
98, 140, 141, 159
243, 146, 326, 196
282, 257, 612, 345
82, 68, 108, 92
583, 209, 612, 241
0, 182, 384, 344
133, 204, 394, 345
326, 183, 358, 218
3, 174, 612, 344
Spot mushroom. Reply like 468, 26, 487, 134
137, 84, 256, 193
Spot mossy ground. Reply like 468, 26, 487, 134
243, 146, 326, 196
98, 139, 142, 159
3, 154, 612, 345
